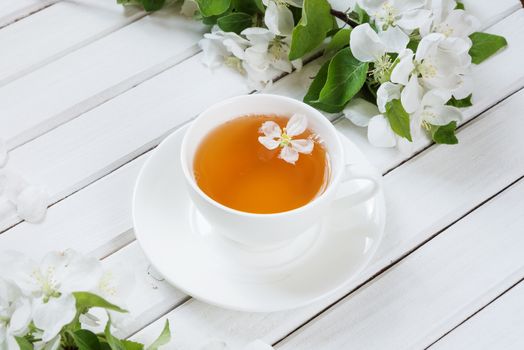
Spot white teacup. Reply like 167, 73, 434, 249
181, 94, 378, 248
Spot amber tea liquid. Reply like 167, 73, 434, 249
193, 115, 330, 214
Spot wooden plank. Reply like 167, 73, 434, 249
0, 4, 205, 150
431, 281, 524, 350
0, 0, 57, 29
2, 6, 522, 233
0, 0, 144, 86
127, 87, 524, 348
276, 180, 524, 350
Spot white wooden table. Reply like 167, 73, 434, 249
1, 0, 524, 348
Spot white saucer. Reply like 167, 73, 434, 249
133, 124, 386, 312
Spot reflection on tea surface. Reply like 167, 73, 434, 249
193, 115, 330, 214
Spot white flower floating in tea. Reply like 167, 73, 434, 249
258, 113, 314, 164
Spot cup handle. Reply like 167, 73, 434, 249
333, 164, 379, 207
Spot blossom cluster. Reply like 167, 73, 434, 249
197, 0, 304, 89
167, 0, 506, 148
343, 0, 480, 149
0, 250, 144, 350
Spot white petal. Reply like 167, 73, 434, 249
378, 26, 409, 54
350, 24, 386, 62
367, 115, 397, 148
241, 27, 273, 49
290, 139, 314, 154
223, 38, 245, 59
15, 185, 49, 223
426, 105, 463, 125
358, 0, 383, 13
279, 146, 299, 164
401, 75, 423, 113
390, 49, 414, 85
396, 9, 432, 30
264, 1, 294, 36
245, 46, 271, 71
394, 0, 426, 12
199, 38, 225, 68
291, 58, 302, 71
271, 58, 293, 74
245, 340, 275, 350
33, 294, 76, 342
285, 113, 308, 137
377, 82, 401, 113
60, 252, 103, 293
421, 88, 451, 108
260, 121, 282, 138
451, 75, 473, 99
343, 98, 380, 127
6, 335, 20, 350
9, 297, 32, 335
415, 33, 444, 61
442, 10, 480, 37
258, 136, 280, 150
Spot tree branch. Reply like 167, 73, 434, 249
329, 9, 359, 28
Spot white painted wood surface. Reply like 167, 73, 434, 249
431, 280, 524, 350
0, 0, 523, 348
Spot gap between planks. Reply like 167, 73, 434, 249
0, 0, 58, 30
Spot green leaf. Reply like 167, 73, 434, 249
447, 94, 472, 108
70, 330, 101, 350
304, 60, 345, 112
73, 292, 128, 313
326, 28, 351, 54
316, 47, 368, 110
231, 0, 263, 14
140, 0, 165, 11
288, 0, 333, 60
146, 320, 171, 350
101, 342, 112, 350
469, 32, 508, 64
385, 99, 412, 141
122, 340, 145, 350
196, 0, 231, 17
217, 12, 252, 34
15, 337, 34, 350
353, 4, 370, 24
430, 121, 459, 144
455, 1, 465, 10
105, 319, 126, 350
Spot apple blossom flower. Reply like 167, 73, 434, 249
258, 113, 314, 164
0, 250, 102, 342
350, 23, 409, 83
242, 27, 302, 88
262, 0, 302, 36
0, 279, 32, 350
199, 27, 250, 71
411, 88, 463, 128
390, 32, 472, 112
359, 0, 431, 31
